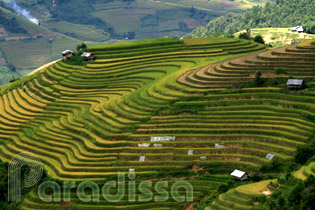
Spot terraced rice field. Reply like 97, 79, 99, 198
206, 179, 277, 210
0, 37, 314, 209
294, 161, 315, 181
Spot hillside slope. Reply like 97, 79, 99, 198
0, 4, 85, 85
0, 0, 273, 86
13, 0, 272, 40
0, 38, 314, 209
186, 0, 315, 38
235, 28, 315, 47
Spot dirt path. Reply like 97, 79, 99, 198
183, 202, 198, 210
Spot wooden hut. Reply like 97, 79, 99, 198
231, 169, 249, 182
62, 50, 74, 59
287, 79, 304, 90
81, 52, 95, 62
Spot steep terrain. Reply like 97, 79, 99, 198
0, 0, 273, 85
0, 4, 85, 85
0, 37, 314, 209
186, 0, 315, 38
12, 0, 272, 39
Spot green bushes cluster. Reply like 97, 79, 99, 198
187, 0, 315, 37
0, 159, 47, 210
0, 9, 27, 34
295, 133, 315, 165
154, 103, 205, 116
275, 68, 287, 75
262, 175, 315, 210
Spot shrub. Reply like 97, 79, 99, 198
9, 75, 20, 83
260, 159, 282, 173
252, 173, 263, 182
218, 184, 229, 193
8, 63, 16, 72
254, 35, 265, 44
239, 32, 250, 40
271, 34, 277, 40
64, 54, 85, 66
254, 71, 265, 87
295, 144, 315, 164
275, 68, 287, 75
76, 42, 87, 53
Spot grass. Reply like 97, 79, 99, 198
235, 28, 315, 47
294, 162, 315, 180
45, 21, 110, 42
183, 37, 237, 46
298, 39, 315, 48
88, 37, 182, 50
0, 49, 20, 85
89, 0, 217, 39
236, 179, 277, 196
150, 0, 269, 11
0, 39, 51, 72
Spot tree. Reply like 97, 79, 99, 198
9, 75, 20, 83
254, 35, 265, 44
288, 183, 304, 206
8, 63, 16, 72
295, 144, 315, 164
239, 32, 250, 40
76, 43, 87, 53
188, 0, 315, 37
127, 32, 135, 39
254, 71, 264, 86
275, 68, 287, 75
224, 27, 235, 38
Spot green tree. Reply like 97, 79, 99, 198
254, 35, 265, 44
275, 68, 287, 75
8, 63, 16, 72
254, 71, 264, 86
295, 144, 315, 164
239, 32, 250, 40
76, 42, 87, 53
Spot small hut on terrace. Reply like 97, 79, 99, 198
81, 52, 95, 62
62, 50, 74, 59
231, 169, 249, 182
287, 79, 304, 90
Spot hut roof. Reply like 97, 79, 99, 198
62, 50, 74, 55
150, 136, 176, 142
231, 169, 246, 178
81, 52, 93, 57
287, 79, 303, 86
266, 153, 275, 160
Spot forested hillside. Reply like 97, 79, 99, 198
186, 0, 315, 38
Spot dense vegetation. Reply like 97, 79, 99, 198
0, 159, 47, 210
0, 7, 27, 34
265, 175, 315, 210
186, 0, 315, 38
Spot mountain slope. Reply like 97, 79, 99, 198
0, 0, 276, 86
0, 37, 315, 209
12, 0, 272, 40
186, 0, 315, 38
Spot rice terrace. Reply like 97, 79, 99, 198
0, 35, 315, 210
